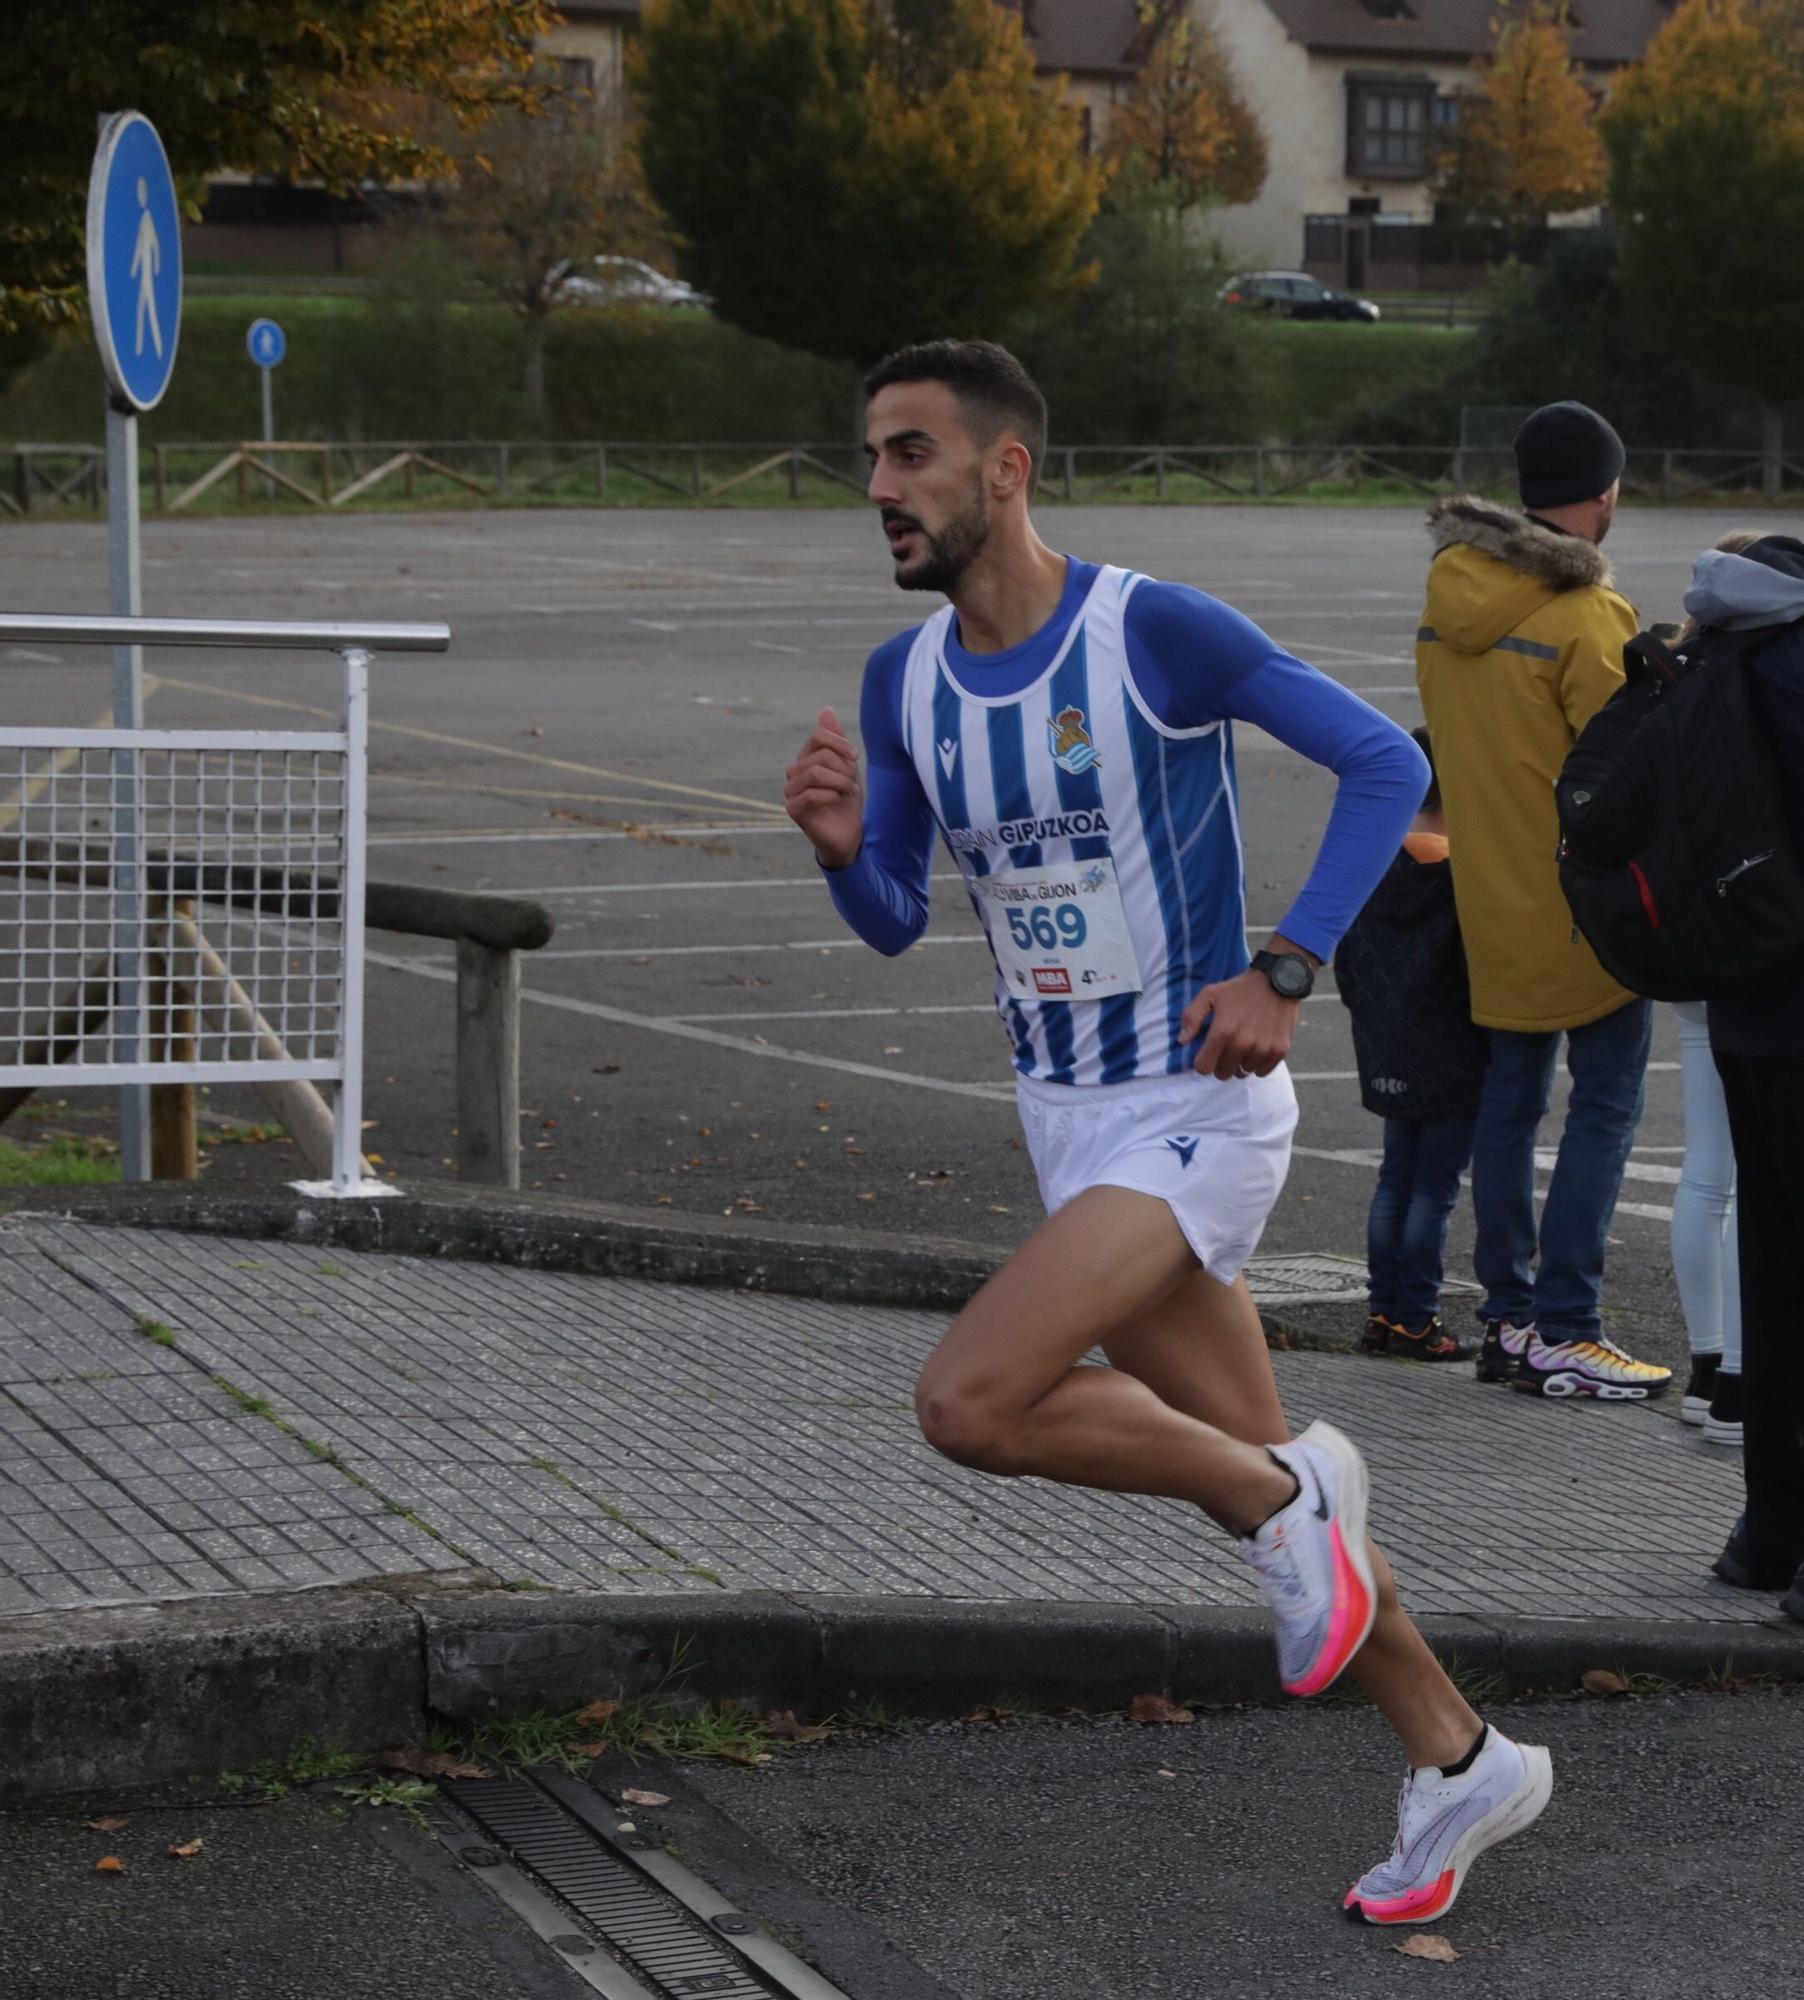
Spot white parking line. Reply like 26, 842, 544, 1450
1292, 1145, 1673, 1224
526, 873, 965, 897
368, 824, 793, 848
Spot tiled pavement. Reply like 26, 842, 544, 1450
0, 1214, 1764, 1628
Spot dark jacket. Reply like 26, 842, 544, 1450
1688, 541, 1804, 1056
1334, 836, 1490, 1120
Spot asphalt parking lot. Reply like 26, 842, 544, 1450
5, 498, 1792, 1373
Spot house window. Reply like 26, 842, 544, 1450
552, 55, 596, 97
1432, 95, 1462, 129
1346, 77, 1434, 177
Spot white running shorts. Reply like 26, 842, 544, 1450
1016, 1065, 1299, 1284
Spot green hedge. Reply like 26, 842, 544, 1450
0, 293, 1466, 449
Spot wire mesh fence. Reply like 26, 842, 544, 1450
0, 733, 348, 1084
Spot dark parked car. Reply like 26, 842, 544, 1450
1218, 271, 1381, 322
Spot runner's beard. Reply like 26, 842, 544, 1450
891, 487, 991, 594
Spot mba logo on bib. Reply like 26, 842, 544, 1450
1048, 706, 1100, 776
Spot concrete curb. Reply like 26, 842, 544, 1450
2, 1181, 1004, 1314
4, 1580, 1801, 1800
0, 1182, 1345, 1350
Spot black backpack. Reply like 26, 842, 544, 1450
1556, 623, 1804, 1002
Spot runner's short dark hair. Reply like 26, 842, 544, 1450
863, 340, 1049, 495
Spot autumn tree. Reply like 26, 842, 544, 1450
1602, 0, 1804, 490
631, 0, 1103, 371
0, 0, 553, 332
1435, 3, 1605, 256
1104, 1, 1267, 210
424, 77, 666, 424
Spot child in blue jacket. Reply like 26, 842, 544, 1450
1335, 729, 1490, 1361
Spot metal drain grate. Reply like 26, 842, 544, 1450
446, 1777, 772, 1999
1245, 1252, 1479, 1307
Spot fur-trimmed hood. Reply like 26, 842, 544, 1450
1422, 493, 1619, 657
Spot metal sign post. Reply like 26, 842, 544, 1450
87, 109, 182, 1180
247, 318, 285, 500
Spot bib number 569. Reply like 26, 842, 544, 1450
1005, 905, 1088, 951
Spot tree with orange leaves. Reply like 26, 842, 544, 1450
1603, 0, 1804, 489
0, 0, 555, 333
1436, 3, 1604, 256
632, 0, 1102, 369
1104, 1, 1267, 210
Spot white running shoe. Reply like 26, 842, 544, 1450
1239, 1419, 1378, 1697
1344, 1726, 1553, 1925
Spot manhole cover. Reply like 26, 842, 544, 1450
1244, 1253, 1478, 1306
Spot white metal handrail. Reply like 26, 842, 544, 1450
0, 610, 448, 1196
0, 613, 448, 651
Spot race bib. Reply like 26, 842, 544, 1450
972, 857, 1144, 1003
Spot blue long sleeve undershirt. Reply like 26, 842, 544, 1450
825, 561, 1428, 964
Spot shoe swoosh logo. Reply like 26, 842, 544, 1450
1300, 1460, 1329, 1522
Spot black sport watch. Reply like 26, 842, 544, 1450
1251, 949, 1315, 1001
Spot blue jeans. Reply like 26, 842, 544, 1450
1469, 998, 1653, 1339
1368, 1114, 1478, 1325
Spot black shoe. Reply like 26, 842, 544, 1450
1475, 1319, 1531, 1384
1703, 1371, 1744, 1449
1712, 1514, 1800, 1591
1386, 1315, 1474, 1363
1784, 1569, 1804, 1627
1362, 1312, 1398, 1354
1681, 1352, 1721, 1425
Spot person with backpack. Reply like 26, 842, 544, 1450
1676, 533, 1804, 1625
1415, 402, 1671, 1401
1336, 729, 1488, 1362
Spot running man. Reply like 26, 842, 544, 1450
783, 341, 1550, 1923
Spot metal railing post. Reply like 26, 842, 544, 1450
455, 938, 521, 1187
331, 645, 374, 1194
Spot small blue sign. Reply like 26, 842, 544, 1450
86, 111, 183, 413
247, 318, 286, 369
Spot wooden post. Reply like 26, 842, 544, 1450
149, 899, 198, 1179
455, 937, 520, 1188
496, 443, 510, 497
320, 444, 334, 505
236, 449, 250, 506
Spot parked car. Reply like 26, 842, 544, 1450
556, 256, 709, 308
1218, 271, 1381, 323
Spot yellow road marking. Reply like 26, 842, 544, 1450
0, 676, 163, 834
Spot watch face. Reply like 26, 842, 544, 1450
1270, 956, 1312, 998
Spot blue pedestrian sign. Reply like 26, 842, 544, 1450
247, 318, 286, 369
86, 111, 182, 413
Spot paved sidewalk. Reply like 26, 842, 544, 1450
0, 1214, 1772, 1629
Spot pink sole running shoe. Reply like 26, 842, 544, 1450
1344, 1728, 1554, 1925
1240, 1419, 1378, 1698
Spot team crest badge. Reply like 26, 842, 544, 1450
1047, 706, 1101, 776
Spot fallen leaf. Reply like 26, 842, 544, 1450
961, 1705, 1013, 1725
815, 1100, 832, 1112
86, 1816, 130, 1832
987, 1203, 1011, 1215
564, 1740, 613, 1759
1394, 1935, 1460, 1962
881, 1045, 904, 1055
762, 1710, 835, 1742
855, 1192, 876, 1203
698, 1126, 714, 1138
94, 1857, 125, 1874
1156, 1769, 1177, 1779
1127, 1694, 1194, 1725
620, 1788, 671, 1808
377, 1749, 494, 1780
715, 1748, 774, 1767
524, 726, 544, 737
167, 1839, 203, 1859
576, 1699, 622, 1727
653, 1194, 674, 1205
1581, 1669, 1631, 1698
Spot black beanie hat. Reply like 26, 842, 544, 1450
1514, 401, 1626, 510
